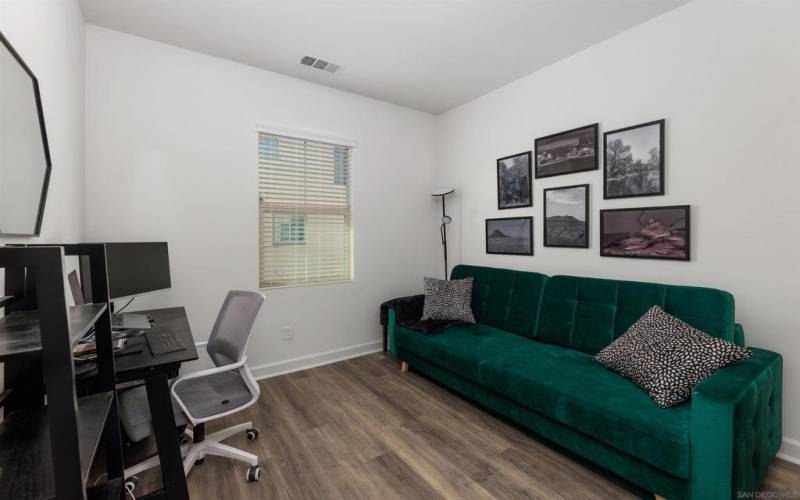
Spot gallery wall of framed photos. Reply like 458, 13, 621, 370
486, 117, 690, 262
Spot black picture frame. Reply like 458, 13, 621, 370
603, 119, 665, 200
534, 123, 598, 179
599, 205, 690, 261
543, 184, 589, 248
485, 216, 534, 256
496, 151, 532, 209
0, 30, 52, 237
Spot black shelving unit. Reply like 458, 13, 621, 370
0, 245, 124, 500
0, 303, 107, 358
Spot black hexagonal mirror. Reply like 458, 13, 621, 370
0, 30, 52, 237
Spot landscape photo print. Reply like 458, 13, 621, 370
544, 184, 589, 248
604, 119, 665, 199
534, 123, 598, 178
497, 151, 532, 209
486, 216, 533, 255
600, 205, 690, 261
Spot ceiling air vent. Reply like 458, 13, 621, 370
299, 56, 341, 75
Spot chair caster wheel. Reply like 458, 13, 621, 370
246, 427, 260, 441
246, 465, 262, 482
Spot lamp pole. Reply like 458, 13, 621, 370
441, 195, 448, 279
432, 187, 454, 280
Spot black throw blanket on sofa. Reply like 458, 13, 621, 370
379, 294, 465, 334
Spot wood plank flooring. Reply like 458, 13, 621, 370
129, 353, 800, 499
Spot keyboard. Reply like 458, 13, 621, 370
145, 328, 185, 356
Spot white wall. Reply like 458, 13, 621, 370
436, 0, 800, 461
84, 26, 441, 375
0, 0, 85, 395
0, 0, 86, 242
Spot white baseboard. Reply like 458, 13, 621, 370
249, 340, 383, 380
778, 437, 800, 465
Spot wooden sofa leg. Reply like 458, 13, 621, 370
400, 361, 409, 372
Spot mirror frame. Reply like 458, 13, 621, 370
0, 30, 52, 237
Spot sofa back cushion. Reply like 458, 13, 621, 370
536, 275, 736, 355
450, 265, 548, 337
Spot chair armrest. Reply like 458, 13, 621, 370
690, 347, 782, 499
170, 357, 260, 425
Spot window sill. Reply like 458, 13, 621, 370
260, 279, 354, 291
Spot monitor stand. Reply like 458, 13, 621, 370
112, 313, 152, 330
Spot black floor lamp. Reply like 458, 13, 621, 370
432, 187, 454, 280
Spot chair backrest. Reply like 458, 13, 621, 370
206, 290, 265, 367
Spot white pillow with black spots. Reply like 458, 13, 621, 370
421, 277, 476, 323
595, 305, 751, 408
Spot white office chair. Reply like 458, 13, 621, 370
120, 290, 266, 487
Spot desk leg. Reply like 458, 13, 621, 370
144, 368, 189, 500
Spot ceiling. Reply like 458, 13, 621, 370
79, 0, 690, 114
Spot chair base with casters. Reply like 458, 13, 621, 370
120, 360, 264, 487
123, 421, 262, 486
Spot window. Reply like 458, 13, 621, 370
333, 146, 347, 185
260, 135, 279, 159
258, 132, 353, 288
272, 214, 306, 245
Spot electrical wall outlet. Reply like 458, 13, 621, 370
282, 325, 294, 341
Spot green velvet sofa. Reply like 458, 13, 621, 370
385, 265, 782, 499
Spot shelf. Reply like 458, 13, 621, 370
0, 391, 114, 500
0, 407, 52, 499
0, 303, 107, 361
77, 391, 115, 484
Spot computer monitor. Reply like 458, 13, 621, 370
105, 242, 171, 300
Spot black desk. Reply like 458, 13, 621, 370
116, 307, 198, 500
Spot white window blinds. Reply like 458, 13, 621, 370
258, 132, 353, 288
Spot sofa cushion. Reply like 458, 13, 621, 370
479, 341, 691, 478
536, 275, 735, 355
450, 265, 548, 337
421, 276, 476, 323
596, 305, 752, 408
394, 322, 532, 381
396, 322, 690, 478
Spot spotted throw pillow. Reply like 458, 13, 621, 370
595, 305, 751, 408
421, 277, 476, 323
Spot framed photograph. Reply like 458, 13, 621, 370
600, 205, 690, 261
544, 184, 589, 248
534, 123, 598, 178
497, 151, 532, 209
486, 216, 533, 255
604, 119, 665, 199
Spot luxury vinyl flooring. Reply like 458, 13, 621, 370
129, 353, 800, 499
